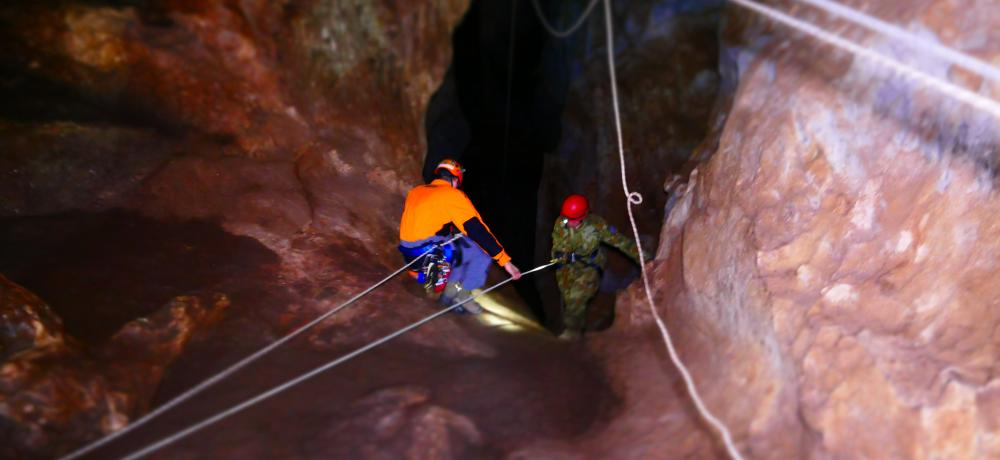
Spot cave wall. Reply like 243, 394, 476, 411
536, 0, 723, 242
0, 274, 230, 458
579, 0, 1000, 458
0, 1, 471, 456
0, 0, 468, 255
532, 0, 724, 322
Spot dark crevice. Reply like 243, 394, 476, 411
0, 211, 279, 345
425, 0, 568, 322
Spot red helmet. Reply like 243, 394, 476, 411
434, 159, 465, 186
561, 194, 589, 220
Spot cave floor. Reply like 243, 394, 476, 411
0, 212, 620, 459
116, 324, 617, 459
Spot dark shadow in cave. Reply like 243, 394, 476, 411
0, 210, 280, 344
424, 0, 568, 323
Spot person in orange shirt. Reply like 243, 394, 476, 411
399, 159, 522, 313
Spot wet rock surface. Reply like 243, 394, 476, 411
545, 0, 1000, 458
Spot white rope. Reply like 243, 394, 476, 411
60, 234, 463, 460
500, 0, 517, 212
601, 0, 745, 459
793, 0, 1000, 85
730, 0, 1000, 120
119, 262, 557, 460
531, 0, 600, 38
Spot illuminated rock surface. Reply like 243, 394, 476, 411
2, 0, 999, 458
531, 1, 1000, 458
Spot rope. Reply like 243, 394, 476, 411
793, 0, 1000, 85
730, 0, 1000, 120
60, 234, 463, 460
531, 0, 601, 38
119, 262, 557, 460
500, 0, 517, 228
601, 0, 745, 459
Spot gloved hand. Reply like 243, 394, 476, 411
504, 262, 522, 280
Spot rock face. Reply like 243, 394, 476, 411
537, 0, 724, 245
0, 0, 468, 250
0, 1, 473, 456
7, 0, 998, 458
0, 275, 229, 459
568, 0, 1000, 458
532, 0, 724, 322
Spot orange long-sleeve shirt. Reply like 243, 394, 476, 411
399, 179, 512, 266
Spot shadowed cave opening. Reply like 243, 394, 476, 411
424, 0, 723, 331
424, 0, 564, 323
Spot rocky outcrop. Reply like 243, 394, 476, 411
0, 274, 66, 362
0, 0, 468, 250
564, 0, 1000, 458
532, 0, 724, 322
537, 0, 724, 244
0, 1, 637, 459
0, 276, 229, 459
316, 386, 484, 459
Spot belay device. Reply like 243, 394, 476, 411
399, 241, 456, 294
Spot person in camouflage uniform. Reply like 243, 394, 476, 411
551, 194, 641, 339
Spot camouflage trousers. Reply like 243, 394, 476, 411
555, 264, 601, 333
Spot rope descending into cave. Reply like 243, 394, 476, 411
59, 234, 464, 460
524, 0, 1000, 458
731, 0, 1000, 120
793, 0, 1000, 85
500, 0, 517, 226
600, 0, 746, 459
117, 262, 558, 460
530, 0, 601, 38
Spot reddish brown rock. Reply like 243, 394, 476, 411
532, 1, 724, 324
557, 0, 1000, 458
537, 1, 723, 244
0, 0, 468, 244
0, 274, 67, 361
0, 275, 229, 459
315, 386, 484, 459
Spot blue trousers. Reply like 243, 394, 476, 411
450, 238, 491, 291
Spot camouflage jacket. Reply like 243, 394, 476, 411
550, 214, 640, 269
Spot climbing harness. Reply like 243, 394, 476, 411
552, 249, 604, 276
117, 262, 556, 460
553, 249, 597, 265
399, 239, 458, 293
59, 234, 463, 460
